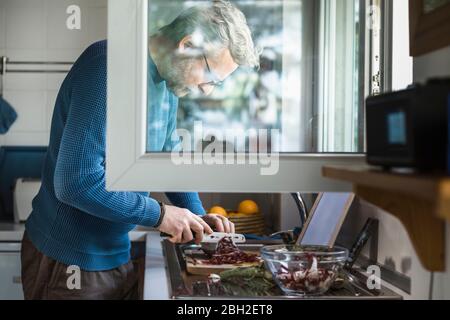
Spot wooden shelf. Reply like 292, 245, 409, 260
323, 165, 447, 272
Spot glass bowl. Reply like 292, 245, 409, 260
260, 245, 348, 296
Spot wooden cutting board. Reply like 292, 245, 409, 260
185, 250, 262, 276
186, 260, 262, 276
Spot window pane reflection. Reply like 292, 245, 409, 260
146, 0, 373, 153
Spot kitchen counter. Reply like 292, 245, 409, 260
0, 222, 25, 241
143, 235, 405, 300
0, 224, 404, 300
143, 231, 170, 300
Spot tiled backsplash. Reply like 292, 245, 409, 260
0, 0, 107, 146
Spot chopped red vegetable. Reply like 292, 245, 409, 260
275, 254, 336, 293
205, 237, 259, 265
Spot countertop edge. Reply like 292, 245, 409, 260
143, 231, 170, 300
0, 223, 26, 241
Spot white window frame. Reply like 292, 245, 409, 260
106, 0, 365, 193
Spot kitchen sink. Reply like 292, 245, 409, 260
161, 240, 402, 300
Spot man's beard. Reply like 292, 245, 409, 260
159, 53, 197, 97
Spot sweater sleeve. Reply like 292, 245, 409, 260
54, 55, 161, 227
162, 95, 205, 216
165, 192, 206, 216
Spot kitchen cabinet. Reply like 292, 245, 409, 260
105, 0, 388, 193
0, 242, 23, 300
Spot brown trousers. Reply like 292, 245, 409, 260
21, 232, 140, 300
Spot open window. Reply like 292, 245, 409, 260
106, 0, 391, 192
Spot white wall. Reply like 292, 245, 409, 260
0, 0, 107, 146
391, 0, 413, 91
412, 45, 450, 299
349, 200, 438, 299
413, 45, 450, 84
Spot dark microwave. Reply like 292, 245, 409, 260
366, 79, 450, 172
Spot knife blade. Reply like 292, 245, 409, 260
159, 232, 245, 244
200, 232, 246, 254
160, 231, 246, 254
202, 232, 246, 244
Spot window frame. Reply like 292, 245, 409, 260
106, 0, 366, 193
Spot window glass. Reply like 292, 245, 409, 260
146, 0, 381, 153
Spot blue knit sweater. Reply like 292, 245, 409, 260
25, 40, 205, 271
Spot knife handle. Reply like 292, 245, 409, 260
160, 231, 199, 238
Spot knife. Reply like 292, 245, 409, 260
160, 231, 246, 252
200, 232, 246, 254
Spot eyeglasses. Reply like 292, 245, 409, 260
199, 54, 223, 92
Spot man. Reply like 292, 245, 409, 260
21, 0, 260, 300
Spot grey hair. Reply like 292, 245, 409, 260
159, 0, 260, 69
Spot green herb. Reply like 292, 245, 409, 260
218, 265, 281, 296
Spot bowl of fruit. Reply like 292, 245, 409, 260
208, 200, 265, 236
261, 244, 348, 296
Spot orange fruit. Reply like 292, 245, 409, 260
208, 206, 228, 217
238, 200, 259, 215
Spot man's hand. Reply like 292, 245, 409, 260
158, 205, 213, 244
202, 214, 235, 234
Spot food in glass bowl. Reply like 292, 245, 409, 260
260, 245, 348, 295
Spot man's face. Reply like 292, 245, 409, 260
159, 43, 239, 97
